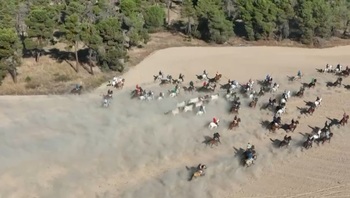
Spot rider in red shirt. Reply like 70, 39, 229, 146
136, 84, 141, 94
213, 117, 219, 126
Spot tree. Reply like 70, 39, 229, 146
96, 17, 127, 72
144, 5, 166, 31
0, 28, 22, 84
61, 0, 85, 72
181, 0, 196, 36
24, 7, 55, 62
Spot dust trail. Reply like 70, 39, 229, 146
0, 70, 349, 198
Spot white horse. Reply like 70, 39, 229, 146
188, 97, 203, 104
272, 84, 279, 92
177, 101, 186, 108
102, 99, 110, 107
169, 92, 177, 98
157, 92, 164, 100
325, 64, 333, 72
249, 91, 256, 99
210, 93, 219, 100
275, 107, 286, 117
208, 119, 220, 130
196, 106, 206, 116
283, 90, 291, 99
315, 98, 322, 107
194, 101, 204, 108
165, 108, 180, 116
183, 104, 194, 112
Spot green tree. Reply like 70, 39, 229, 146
61, 0, 85, 72
181, 0, 196, 36
96, 17, 127, 72
24, 7, 55, 62
0, 28, 22, 84
144, 5, 166, 31
331, 0, 350, 36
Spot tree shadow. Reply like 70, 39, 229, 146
48, 48, 93, 74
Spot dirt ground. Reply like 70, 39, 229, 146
0, 32, 350, 95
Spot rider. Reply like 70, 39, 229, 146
203, 70, 207, 76
75, 83, 80, 90
297, 70, 302, 78
213, 132, 220, 140
291, 119, 295, 125
172, 84, 179, 93
213, 117, 219, 126
310, 78, 316, 84
189, 81, 194, 88
136, 84, 142, 95
199, 104, 206, 113
265, 74, 271, 82
107, 89, 113, 96
179, 73, 184, 81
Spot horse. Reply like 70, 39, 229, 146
229, 117, 241, 130
242, 149, 257, 167
295, 88, 304, 97
206, 137, 221, 147
275, 106, 286, 117
165, 108, 180, 116
303, 139, 313, 149
286, 120, 299, 132
314, 97, 322, 108
307, 79, 317, 88
101, 98, 110, 108
183, 104, 195, 112
159, 75, 172, 86
263, 98, 276, 110
269, 122, 281, 132
326, 77, 342, 87
271, 83, 279, 92
230, 104, 240, 114
305, 106, 315, 115
279, 135, 292, 148
196, 108, 205, 116
183, 86, 195, 93
189, 167, 206, 181
153, 74, 162, 81
249, 97, 258, 108
339, 114, 349, 126
113, 79, 125, 89
177, 101, 186, 108
208, 120, 219, 130
196, 73, 208, 81
70, 85, 83, 95
208, 73, 222, 83
316, 133, 333, 144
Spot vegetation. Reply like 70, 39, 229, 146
0, 0, 349, 90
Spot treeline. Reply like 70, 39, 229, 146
181, 0, 350, 43
0, 0, 166, 84
0, 0, 350, 85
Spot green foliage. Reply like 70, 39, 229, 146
144, 5, 166, 31
25, 7, 55, 50
96, 17, 126, 71
0, 28, 21, 84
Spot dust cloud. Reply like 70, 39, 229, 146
0, 72, 348, 198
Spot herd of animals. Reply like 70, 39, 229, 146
70, 64, 349, 181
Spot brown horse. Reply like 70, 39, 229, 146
339, 114, 349, 126
286, 120, 299, 132
279, 135, 292, 148
269, 122, 280, 132
70, 85, 83, 95
306, 106, 315, 115
229, 117, 241, 130
208, 73, 222, 83
249, 98, 258, 108
230, 105, 239, 114
189, 169, 206, 181
295, 89, 304, 97
207, 137, 220, 147
316, 133, 333, 144
303, 139, 313, 149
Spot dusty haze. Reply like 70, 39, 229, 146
1, 46, 350, 198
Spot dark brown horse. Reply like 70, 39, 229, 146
286, 120, 299, 132
303, 139, 313, 149
208, 73, 222, 83
316, 133, 333, 144
206, 137, 221, 147
230, 105, 239, 114
326, 77, 342, 87
279, 135, 292, 148
306, 106, 315, 115
70, 85, 83, 95
295, 89, 304, 97
229, 116, 241, 130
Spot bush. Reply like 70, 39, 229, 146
144, 5, 165, 31
54, 74, 71, 82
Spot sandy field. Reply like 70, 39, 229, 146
1, 46, 350, 198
